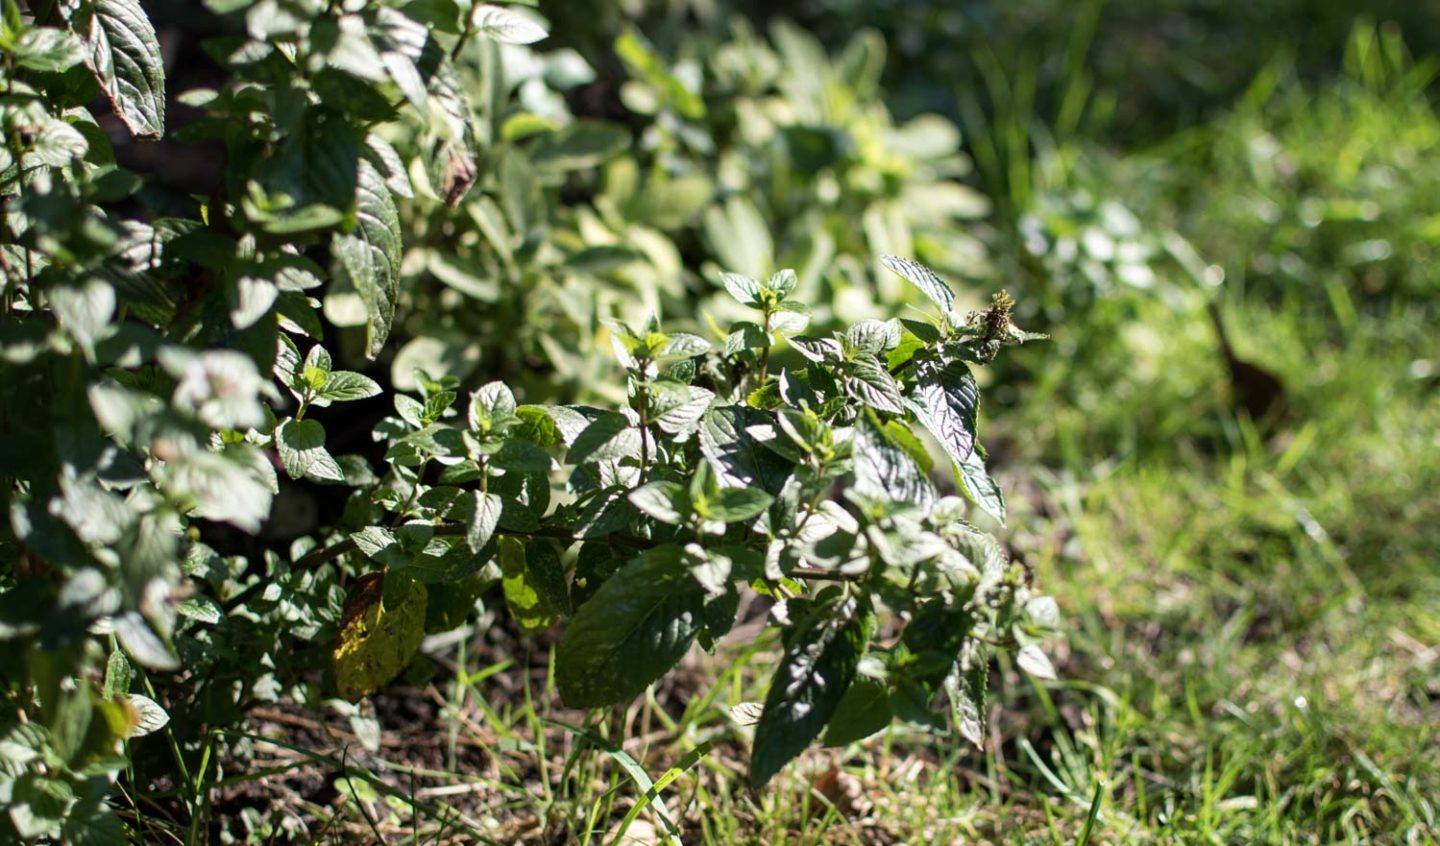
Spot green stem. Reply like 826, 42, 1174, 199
450, 9, 475, 63
221, 520, 856, 611
185, 732, 216, 846
635, 379, 650, 484
390, 460, 428, 525
756, 310, 773, 386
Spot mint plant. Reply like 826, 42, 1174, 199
291, 258, 1055, 792
0, 0, 1057, 837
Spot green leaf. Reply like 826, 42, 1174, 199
62, 799, 127, 846
531, 121, 630, 170
659, 332, 711, 358
229, 274, 277, 330
103, 649, 133, 700
914, 358, 979, 464
881, 255, 954, 313
698, 487, 772, 523
957, 445, 1005, 524
9, 773, 72, 839
788, 335, 842, 363
349, 526, 410, 569
114, 612, 178, 670
276, 418, 344, 482
11, 26, 86, 72
498, 535, 567, 632
1016, 644, 1057, 680
720, 271, 762, 307
615, 28, 704, 119
363, 132, 413, 198
854, 417, 934, 509
944, 642, 988, 748
844, 319, 901, 355
571, 541, 624, 606
315, 371, 382, 405
848, 354, 905, 414
515, 406, 562, 447
821, 676, 892, 746
49, 279, 115, 358
166, 450, 273, 534
629, 481, 690, 525
487, 439, 551, 472
469, 3, 547, 44
65, 0, 166, 138
469, 381, 517, 431
333, 573, 428, 700
699, 407, 793, 495
123, 693, 169, 738
766, 269, 798, 299
467, 491, 501, 553
749, 595, 868, 787
556, 546, 705, 708
304, 344, 333, 376
566, 411, 633, 464
27, 118, 90, 167
332, 158, 401, 360
652, 385, 714, 437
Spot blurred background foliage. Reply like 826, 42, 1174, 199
91, 0, 1440, 840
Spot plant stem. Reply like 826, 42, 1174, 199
222, 522, 856, 611
635, 381, 650, 484
756, 309, 773, 388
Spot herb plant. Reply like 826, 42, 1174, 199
0, 0, 1056, 839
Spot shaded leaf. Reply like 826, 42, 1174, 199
821, 677, 891, 747
750, 595, 868, 787
333, 573, 428, 700
556, 546, 704, 708
332, 158, 401, 359
498, 535, 567, 632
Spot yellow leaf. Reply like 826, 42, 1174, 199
332, 573, 427, 701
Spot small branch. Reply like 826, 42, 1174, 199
756, 309, 773, 388
222, 525, 655, 611
789, 568, 860, 582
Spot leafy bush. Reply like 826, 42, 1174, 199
0, 0, 1056, 838
605, 18, 992, 326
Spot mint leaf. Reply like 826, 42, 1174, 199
276, 418, 344, 482
332, 158, 401, 360
498, 536, 568, 632
914, 358, 979, 464
749, 595, 868, 787
958, 445, 1006, 524
65, 0, 166, 138
821, 676, 891, 747
556, 546, 704, 708
467, 491, 502, 553
629, 481, 690, 525
881, 255, 954, 313
470, 4, 547, 45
